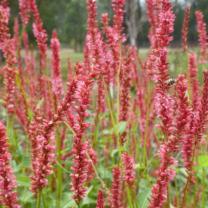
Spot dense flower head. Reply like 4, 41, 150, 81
69, 74, 95, 201
0, 4, 10, 48
195, 11, 207, 63
154, 92, 175, 136
30, 0, 41, 24
153, 0, 175, 49
0, 0, 8, 7
2, 38, 17, 66
0, 121, 20, 208
71, 138, 88, 203
29, 113, 56, 193
50, 31, 63, 99
175, 75, 191, 135
188, 53, 200, 111
101, 13, 109, 29
146, 0, 157, 30
196, 71, 208, 141
156, 48, 169, 90
122, 153, 136, 185
3, 65, 16, 114
70, 70, 94, 203
110, 167, 123, 208
119, 48, 135, 121
85, 0, 101, 69
87, 0, 97, 35
32, 23, 47, 69
112, 0, 126, 36
119, 48, 136, 143
97, 79, 106, 113
181, 7, 190, 51
147, 0, 174, 88
30, 0, 47, 70
148, 162, 176, 208
96, 190, 105, 208
149, 141, 177, 208
18, 0, 31, 25
182, 113, 195, 170
146, 0, 158, 47
28, 113, 45, 193
0, 2, 18, 115
86, 143, 97, 182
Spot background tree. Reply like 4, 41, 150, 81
125, 0, 142, 46
61, 0, 87, 51
6, 0, 208, 49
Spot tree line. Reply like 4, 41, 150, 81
8, 0, 208, 50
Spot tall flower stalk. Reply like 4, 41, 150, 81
0, 121, 20, 208
195, 11, 207, 63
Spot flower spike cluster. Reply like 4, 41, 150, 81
0, 121, 20, 208
70, 68, 95, 203
181, 7, 190, 51
188, 53, 200, 111
50, 31, 63, 101
96, 190, 105, 208
195, 11, 207, 63
0, 2, 17, 114
110, 167, 123, 208
18, 0, 31, 26
122, 153, 136, 186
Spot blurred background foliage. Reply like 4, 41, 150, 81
7, 0, 208, 50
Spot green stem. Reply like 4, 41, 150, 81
7, 115, 17, 149
36, 191, 41, 208
42, 191, 47, 208
126, 186, 134, 208
56, 130, 63, 208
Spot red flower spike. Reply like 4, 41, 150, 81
0, 121, 21, 208
96, 190, 105, 208
50, 31, 63, 100
181, 7, 190, 51
122, 153, 136, 186
110, 167, 123, 208
195, 11, 207, 63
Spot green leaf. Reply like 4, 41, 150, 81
17, 175, 30, 187
102, 121, 127, 136
20, 190, 33, 203
62, 193, 77, 208
115, 121, 127, 134
138, 188, 151, 208
138, 180, 151, 208
63, 200, 77, 208
110, 121, 127, 135
197, 155, 208, 168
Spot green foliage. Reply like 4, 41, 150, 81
197, 154, 208, 168
8, 0, 208, 49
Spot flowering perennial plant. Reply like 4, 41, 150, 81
0, 122, 20, 208
0, 0, 208, 207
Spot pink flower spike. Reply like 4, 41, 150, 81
181, 7, 190, 51
96, 190, 105, 208
122, 153, 136, 186
18, 0, 31, 25
50, 30, 63, 100
110, 167, 123, 208
195, 11, 207, 63
0, 121, 21, 208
